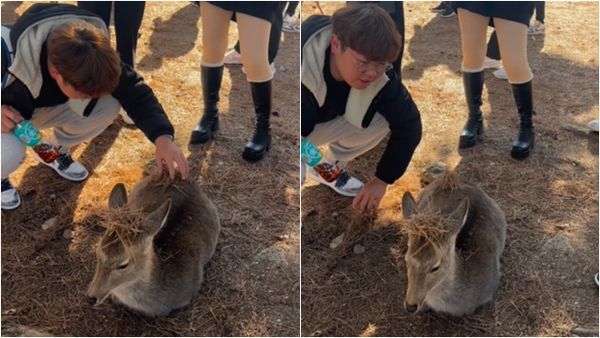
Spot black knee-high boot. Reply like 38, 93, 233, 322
459, 71, 485, 149
510, 80, 535, 159
242, 80, 272, 162
190, 65, 223, 145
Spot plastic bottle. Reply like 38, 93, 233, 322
301, 138, 322, 167
13, 121, 60, 163
301, 138, 342, 183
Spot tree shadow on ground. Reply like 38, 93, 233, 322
138, 3, 200, 71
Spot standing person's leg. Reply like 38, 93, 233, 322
237, 13, 273, 162
494, 18, 535, 159
535, 1, 545, 23
268, 2, 286, 64
456, 8, 489, 149
286, 1, 299, 17
528, 1, 545, 35
190, 2, 232, 145
486, 30, 501, 61
113, 1, 146, 68
390, 2, 404, 79
77, 1, 111, 28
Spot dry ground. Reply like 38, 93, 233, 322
301, 2, 599, 337
1, 2, 299, 336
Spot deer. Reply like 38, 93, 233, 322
401, 172, 507, 317
86, 172, 220, 316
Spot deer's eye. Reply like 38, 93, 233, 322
430, 264, 440, 273
117, 261, 129, 270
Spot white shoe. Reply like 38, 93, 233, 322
483, 57, 502, 70
223, 49, 242, 65
32, 149, 89, 182
587, 120, 599, 132
493, 68, 508, 80
282, 14, 300, 33
306, 161, 364, 197
120, 109, 134, 125
528, 21, 545, 35
1, 179, 21, 210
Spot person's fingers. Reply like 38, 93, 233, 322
177, 154, 189, 180
360, 193, 370, 211
1, 119, 16, 133
352, 191, 364, 209
167, 159, 175, 180
155, 154, 164, 174
368, 196, 379, 210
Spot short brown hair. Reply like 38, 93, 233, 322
331, 4, 401, 63
47, 22, 121, 96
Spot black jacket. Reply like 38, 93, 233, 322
2, 3, 174, 142
301, 15, 421, 184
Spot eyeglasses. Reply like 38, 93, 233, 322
348, 49, 392, 74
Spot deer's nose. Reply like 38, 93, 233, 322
405, 303, 418, 313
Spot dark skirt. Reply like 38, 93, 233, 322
207, 1, 281, 23
452, 2, 535, 27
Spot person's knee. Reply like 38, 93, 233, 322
503, 63, 533, 83
1, 133, 26, 178
94, 96, 121, 125
243, 59, 272, 82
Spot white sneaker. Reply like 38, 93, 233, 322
306, 161, 364, 197
587, 120, 599, 132
493, 68, 508, 80
528, 21, 545, 35
223, 49, 242, 65
483, 57, 502, 70
1, 179, 21, 210
33, 149, 89, 182
282, 14, 300, 33
120, 109, 134, 125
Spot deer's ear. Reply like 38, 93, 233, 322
145, 199, 172, 237
447, 198, 469, 236
109, 183, 127, 209
402, 192, 418, 219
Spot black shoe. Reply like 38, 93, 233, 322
439, 6, 456, 17
459, 117, 484, 148
458, 71, 485, 149
510, 81, 535, 159
190, 65, 223, 146
242, 80, 272, 162
431, 2, 447, 13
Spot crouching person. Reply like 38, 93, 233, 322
301, 4, 422, 212
1, 3, 188, 210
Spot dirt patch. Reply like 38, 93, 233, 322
301, 2, 598, 336
1, 2, 299, 336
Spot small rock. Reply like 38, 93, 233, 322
63, 229, 73, 239
41, 217, 57, 230
329, 233, 345, 249
3, 308, 17, 315
555, 223, 570, 230
571, 326, 599, 337
331, 211, 339, 218
353, 244, 365, 254
275, 234, 289, 241
49, 194, 56, 200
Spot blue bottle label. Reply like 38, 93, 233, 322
13, 121, 41, 147
301, 139, 322, 167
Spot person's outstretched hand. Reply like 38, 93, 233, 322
352, 177, 387, 212
155, 135, 189, 180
